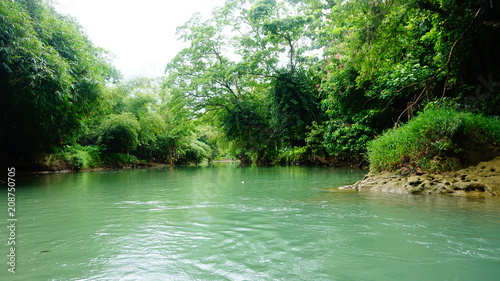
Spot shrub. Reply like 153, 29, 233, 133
367, 107, 500, 172
101, 153, 139, 166
323, 121, 376, 162
97, 113, 141, 153
176, 139, 213, 164
278, 146, 309, 164
54, 145, 103, 170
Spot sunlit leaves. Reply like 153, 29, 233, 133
165, 0, 322, 110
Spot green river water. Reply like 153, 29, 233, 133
2, 163, 500, 280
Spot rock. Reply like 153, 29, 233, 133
351, 156, 500, 196
338, 184, 355, 190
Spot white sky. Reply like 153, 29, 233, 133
54, 0, 225, 79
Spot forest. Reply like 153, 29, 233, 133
1, 0, 499, 171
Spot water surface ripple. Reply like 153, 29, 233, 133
2, 164, 500, 280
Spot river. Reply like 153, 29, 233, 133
2, 163, 500, 280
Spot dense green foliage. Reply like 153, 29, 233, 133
165, 0, 326, 164
164, 0, 499, 165
368, 107, 500, 172
0, 0, 118, 162
97, 113, 141, 153
1, 1, 217, 168
317, 0, 500, 164
86, 77, 218, 165
2, 0, 499, 169
58, 145, 103, 170
270, 69, 323, 147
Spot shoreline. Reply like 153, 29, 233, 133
13, 160, 244, 174
339, 157, 500, 196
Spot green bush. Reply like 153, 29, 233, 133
97, 113, 141, 153
323, 121, 375, 162
60, 145, 103, 169
220, 100, 276, 163
278, 146, 309, 164
176, 139, 213, 164
101, 153, 139, 166
367, 107, 500, 172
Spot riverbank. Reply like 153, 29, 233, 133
339, 157, 500, 196
6, 154, 171, 173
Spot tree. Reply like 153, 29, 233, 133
322, 0, 500, 116
85, 76, 217, 164
165, 0, 324, 162
270, 68, 323, 147
219, 98, 275, 162
0, 0, 118, 162
315, 0, 500, 163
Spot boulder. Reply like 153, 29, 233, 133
348, 157, 500, 196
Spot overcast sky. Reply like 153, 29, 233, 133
54, 0, 224, 79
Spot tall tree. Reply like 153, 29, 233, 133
165, 0, 324, 162
270, 68, 323, 147
0, 0, 118, 163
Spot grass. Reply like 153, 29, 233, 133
367, 107, 500, 172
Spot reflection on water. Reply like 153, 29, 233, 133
2, 164, 500, 280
